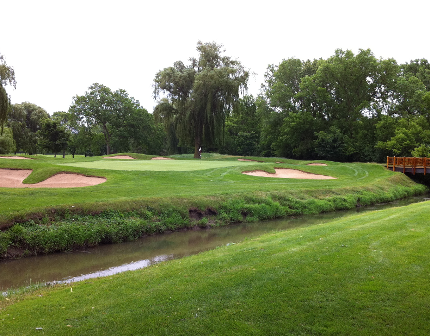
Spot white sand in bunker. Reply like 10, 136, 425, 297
0, 169, 106, 188
237, 158, 263, 162
103, 155, 135, 159
243, 168, 336, 180
0, 156, 31, 160
151, 157, 173, 160
307, 163, 328, 166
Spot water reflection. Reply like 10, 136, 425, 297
0, 196, 426, 290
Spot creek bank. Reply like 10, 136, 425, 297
0, 177, 427, 259
3, 196, 426, 291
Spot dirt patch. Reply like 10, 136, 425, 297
189, 207, 218, 221
0, 169, 106, 188
0, 156, 31, 160
103, 155, 135, 159
243, 168, 336, 180
307, 163, 328, 166
151, 157, 173, 160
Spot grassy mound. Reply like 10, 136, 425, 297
0, 154, 426, 258
1, 201, 430, 335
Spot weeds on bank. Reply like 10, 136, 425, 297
0, 178, 425, 258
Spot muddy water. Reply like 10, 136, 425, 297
0, 196, 427, 291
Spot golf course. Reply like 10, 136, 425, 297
0, 153, 429, 335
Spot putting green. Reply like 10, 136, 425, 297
59, 160, 260, 171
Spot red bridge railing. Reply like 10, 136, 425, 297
387, 157, 429, 175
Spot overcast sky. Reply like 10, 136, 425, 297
2, 0, 429, 115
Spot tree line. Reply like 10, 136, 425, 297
1, 44, 429, 160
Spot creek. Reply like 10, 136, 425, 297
0, 196, 427, 291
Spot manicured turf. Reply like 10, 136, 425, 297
0, 154, 425, 226
59, 159, 258, 171
2, 201, 430, 335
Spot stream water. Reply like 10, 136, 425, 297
0, 196, 427, 291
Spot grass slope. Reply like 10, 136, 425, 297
0, 154, 427, 258
1, 201, 430, 335
0, 154, 424, 223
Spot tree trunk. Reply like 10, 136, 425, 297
194, 135, 201, 159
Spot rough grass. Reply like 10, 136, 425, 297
1, 201, 430, 335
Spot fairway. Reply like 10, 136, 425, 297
59, 159, 259, 171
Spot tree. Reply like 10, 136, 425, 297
8, 102, 50, 154
401, 59, 430, 91
262, 58, 320, 113
38, 119, 69, 157
70, 84, 164, 155
0, 54, 16, 135
109, 90, 165, 154
69, 83, 117, 155
222, 95, 261, 156
376, 116, 430, 157
154, 41, 249, 158
0, 127, 16, 154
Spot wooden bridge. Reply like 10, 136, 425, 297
387, 157, 430, 175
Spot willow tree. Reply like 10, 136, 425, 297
153, 41, 249, 158
0, 54, 16, 135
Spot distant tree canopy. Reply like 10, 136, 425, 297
0, 127, 16, 154
8, 102, 50, 154
0, 54, 16, 135
38, 119, 69, 157
255, 50, 430, 161
69, 83, 165, 156
154, 41, 249, 158
2, 45, 429, 161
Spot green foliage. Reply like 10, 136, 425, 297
38, 119, 69, 156
69, 84, 165, 155
0, 126, 16, 154
275, 111, 321, 158
154, 41, 249, 158
8, 102, 50, 154
412, 144, 430, 157
258, 50, 430, 162
222, 95, 261, 156
314, 126, 353, 161
0, 54, 16, 135
376, 116, 430, 156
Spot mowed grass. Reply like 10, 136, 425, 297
2, 201, 430, 335
0, 154, 426, 224
59, 159, 259, 171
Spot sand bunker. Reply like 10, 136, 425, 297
238, 158, 263, 162
151, 157, 173, 160
307, 163, 328, 166
103, 155, 134, 159
0, 169, 106, 188
0, 156, 31, 160
243, 168, 336, 180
